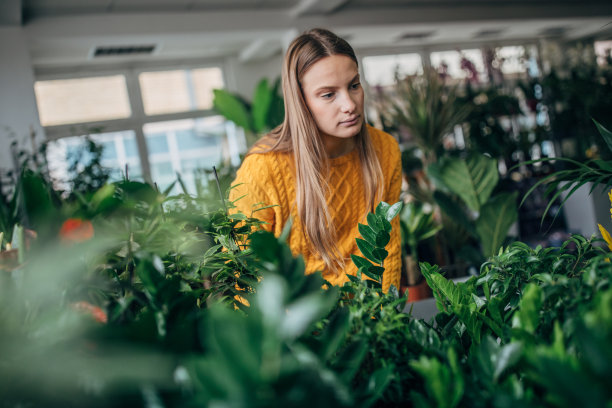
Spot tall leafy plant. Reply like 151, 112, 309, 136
213, 77, 284, 146
428, 153, 518, 260
389, 67, 471, 167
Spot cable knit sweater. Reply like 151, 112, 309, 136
229, 125, 402, 292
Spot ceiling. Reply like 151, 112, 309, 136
7, 0, 612, 69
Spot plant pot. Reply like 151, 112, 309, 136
402, 278, 432, 302
0, 249, 19, 271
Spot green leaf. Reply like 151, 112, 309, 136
366, 213, 384, 232
375, 230, 391, 247
512, 283, 542, 334
358, 223, 377, 245
252, 78, 273, 132
428, 154, 498, 212
317, 308, 350, 360
476, 191, 518, 257
433, 190, 476, 237
351, 254, 373, 270
360, 266, 380, 281
356, 238, 380, 263
367, 265, 385, 276
385, 201, 403, 222
593, 118, 612, 153
213, 89, 253, 131
361, 364, 395, 408
375, 202, 391, 219
493, 342, 523, 383
372, 248, 388, 263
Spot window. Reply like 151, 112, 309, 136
34, 75, 131, 126
46, 130, 142, 184
36, 63, 240, 193
139, 67, 224, 115
362, 53, 423, 87
430, 49, 486, 82
143, 116, 227, 194
595, 40, 612, 66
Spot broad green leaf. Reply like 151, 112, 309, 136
351, 254, 373, 270
493, 343, 523, 383
372, 248, 388, 263
356, 238, 380, 263
375, 230, 391, 247
358, 223, 377, 245
422, 265, 464, 307
385, 201, 403, 222
366, 213, 384, 232
282, 289, 338, 339
367, 265, 385, 276
252, 78, 273, 132
476, 191, 518, 257
375, 202, 391, 219
428, 154, 498, 212
213, 89, 252, 131
433, 190, 477, 237
512, 283, 542, 334
360, 266, 379, 281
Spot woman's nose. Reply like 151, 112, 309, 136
340, 92, 356, 113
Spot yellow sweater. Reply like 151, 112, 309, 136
229, 125, 402, 292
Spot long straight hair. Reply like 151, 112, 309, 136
251, 28, 383, 272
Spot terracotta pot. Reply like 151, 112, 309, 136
402, 279, 432, 302
0, 249, 19, 271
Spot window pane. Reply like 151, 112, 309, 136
34, 75, 131, 126
495, 46, 527, 75
139, 67, 224, 116
595, 40, 612, 66
363, 53, 423, 87
430, 49, 486, 81
46, 130, 142, 186
143, 116, 227, 194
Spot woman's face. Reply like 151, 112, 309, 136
301, 54, 364, 143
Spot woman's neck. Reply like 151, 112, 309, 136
322, 134, 356, 159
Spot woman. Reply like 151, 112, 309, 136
229, 28, 401, 292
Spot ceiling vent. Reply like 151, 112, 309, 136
539, 26, 570, 37
397, 31, 434, 41
93, 45, 157, 57
473, 28, 505, 38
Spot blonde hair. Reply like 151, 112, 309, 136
251, 28, 383, 272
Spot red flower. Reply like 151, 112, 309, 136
60, 219, 94, 243
72, 301, 108, 324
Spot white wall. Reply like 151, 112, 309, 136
226, 54, 283, 100
0, 26, 44, 171
563, 182, 612, 240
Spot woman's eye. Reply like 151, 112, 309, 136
321, 92, 334, 99
351, 82, 361, 90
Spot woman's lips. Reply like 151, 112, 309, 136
339, 116, 360, 126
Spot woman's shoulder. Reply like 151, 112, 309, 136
366, 124, 400, 157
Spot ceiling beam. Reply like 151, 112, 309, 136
239, 38, 280, 63
289, 0, 351, 18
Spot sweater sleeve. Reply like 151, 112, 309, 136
381, 142, 402, 293
228, 154, 276, 233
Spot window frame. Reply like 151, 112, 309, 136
34, 58, 231, 182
